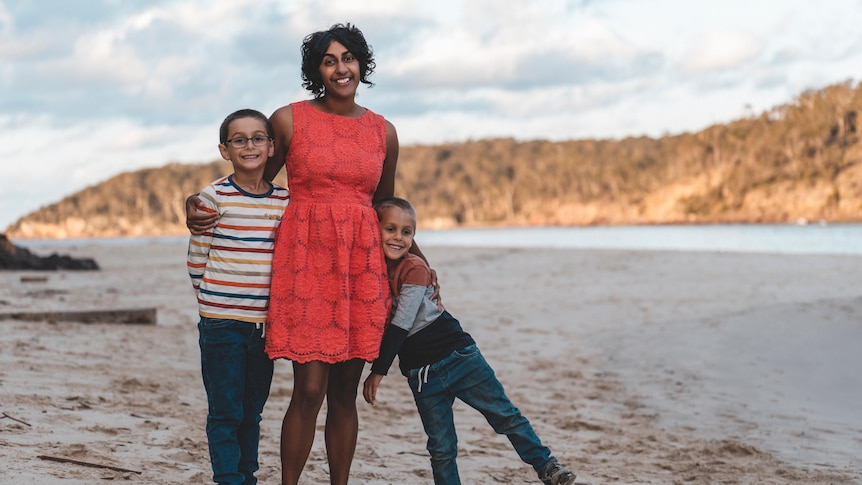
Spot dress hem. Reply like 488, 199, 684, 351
266, 350, 380, 364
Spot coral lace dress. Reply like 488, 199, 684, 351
265, 101, 391, 363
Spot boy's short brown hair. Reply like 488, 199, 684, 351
219, 108, 273, 144
373, 197, 416, 227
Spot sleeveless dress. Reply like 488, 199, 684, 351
265, 101, 392, 363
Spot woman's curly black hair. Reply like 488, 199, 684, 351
300, 23, 376, 98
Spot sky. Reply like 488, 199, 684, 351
3, 0, 862, 231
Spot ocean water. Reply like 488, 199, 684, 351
17, 222, 862, 255
414, 222, 862, 255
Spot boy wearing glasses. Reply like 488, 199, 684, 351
187, 108, 289, 485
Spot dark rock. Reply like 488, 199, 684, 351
0, 234, 99, 270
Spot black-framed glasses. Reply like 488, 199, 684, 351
224, 136, 272, 149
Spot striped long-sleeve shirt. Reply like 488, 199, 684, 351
187, 175, 289, 323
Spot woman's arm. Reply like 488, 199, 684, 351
373, 120, 441, 304
185, 194, 217, 235
263, 105, 294, 183
372, 119, 399, 205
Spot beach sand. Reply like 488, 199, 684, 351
1, 239, 860, 484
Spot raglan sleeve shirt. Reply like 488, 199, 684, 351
370, 260, 432, 376
186, 185, 219, 295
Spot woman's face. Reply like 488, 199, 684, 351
319, 40, 359, 98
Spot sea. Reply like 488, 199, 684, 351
17, 221, 862, 255
415, 221, 862, 255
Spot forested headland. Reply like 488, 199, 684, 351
7, 81, 862, 239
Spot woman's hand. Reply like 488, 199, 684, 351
185, 194, 218, 235
429, 268, 443, 311
405, 240, 441, 309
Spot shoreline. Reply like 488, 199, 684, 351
10, 223, 862, 259
6, 215, 862, 241
1, 241, 859, 483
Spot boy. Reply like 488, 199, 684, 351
363, 197, 577, 485
187, 108, 289, 485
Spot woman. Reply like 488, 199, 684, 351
188, 23, 435, 485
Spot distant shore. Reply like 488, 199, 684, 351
5, 213, 862, 241
10, 222, 862, 258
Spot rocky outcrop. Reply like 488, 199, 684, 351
0, 234, 99, 270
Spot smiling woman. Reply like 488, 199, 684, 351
260, 25, 401, 485
183, 22, 436, 485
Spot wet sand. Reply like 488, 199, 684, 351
0, 239, 859, 484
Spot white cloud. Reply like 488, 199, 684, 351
390, 2, 644, 88
681, 29, 763, 73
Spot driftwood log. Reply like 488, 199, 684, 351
37, 455, 142, 474
0, 308, 157, 325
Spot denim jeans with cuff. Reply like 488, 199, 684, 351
408, 343, 554, 485
199, 317, 273, 485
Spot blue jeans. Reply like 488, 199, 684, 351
199, 317, 274, 485
408, 344, 553, 485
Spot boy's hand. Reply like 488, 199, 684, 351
363, 373, 384, 405
185, 194, 218, 235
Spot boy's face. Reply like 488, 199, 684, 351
379, 207, 415, 262
218, 117, 274, 172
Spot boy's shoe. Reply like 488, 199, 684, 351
539, 458, 576, 485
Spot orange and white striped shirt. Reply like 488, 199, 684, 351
187, 175, 289, 323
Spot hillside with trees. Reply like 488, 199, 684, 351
6, 81, 862, 239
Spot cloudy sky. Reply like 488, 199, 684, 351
3, 0, 862, 231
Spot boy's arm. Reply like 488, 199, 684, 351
369, 324, 408, 377
187, 188, 217, 293
369, 282, 425, 376
362, 372, 385, 405
364, 269, 427, 405
364, 325, 407, 405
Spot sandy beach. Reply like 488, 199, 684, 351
1, 238, 860, 484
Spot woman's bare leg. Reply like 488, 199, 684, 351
281, 361, 329, 485
324, 359, 365, 485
